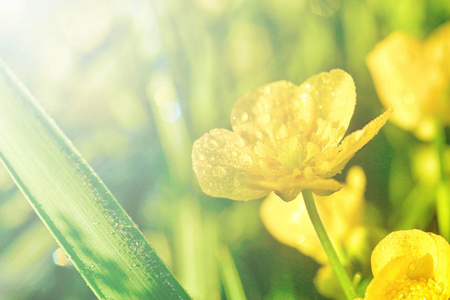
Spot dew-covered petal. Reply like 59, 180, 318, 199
301, 69, 356, 142
230, 80, 314, 143
370, 229, 441, 278
367, 32, 446, 131
323, 109, 392, 177
429, 232, 450, 286
364, 255, 437, 300
230, 70, 356, 145
192, 128, 268, 201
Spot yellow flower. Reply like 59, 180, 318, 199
367, 22, 450, 141
361, 229, 450, 300
260, 166, 366, 264
192, 69, 390, 201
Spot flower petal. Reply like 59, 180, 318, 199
192, 128, 269, 201
367, 32, 446, 132
230, 80, 313, 143
426, 22, 450, 77
303, 69, 356, 140
324, 109, 392, 177
370, 229, 442, 278
254, 176, 341, 201
429, 232, 450, 286
364, 255, 435, 300
260, 192, 329, 261
230, 69, 356, 145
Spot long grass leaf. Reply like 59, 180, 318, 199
0, 60, 190, 300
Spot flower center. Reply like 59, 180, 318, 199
385, 275, 447, 299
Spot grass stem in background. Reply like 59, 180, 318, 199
435, 123, 450, 241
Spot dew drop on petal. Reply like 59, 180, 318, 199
233, 173, 249, 187
296, 235, 306, 245
206, 138, 218, 150
239, 154, 253, 165
403, 92, 416, 105
192, 151, 205, 161
354, 130, 363, 141
255, 131, 264, 140
235, 135, 246, 148
212, 166, 227, 178
258, 114, 271, 124
409, 263, 416, 271
240, 112, 249, 122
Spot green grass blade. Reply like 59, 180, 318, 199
217, 245, 246, 300
0, 60, 190, 300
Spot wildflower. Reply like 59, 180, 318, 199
260, 166, 366, 264
367, 22, 450, 141
192, 69, 390, 201
361, 229, 450, 299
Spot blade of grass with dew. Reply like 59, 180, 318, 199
0, 60, 191, 300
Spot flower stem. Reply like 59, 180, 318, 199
302, 189, 357, 300
434, 123, 449, 241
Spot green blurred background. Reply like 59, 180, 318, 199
0, 0, 449, 299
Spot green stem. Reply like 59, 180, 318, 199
434, 123, 449, 240
302, 189, 357, 300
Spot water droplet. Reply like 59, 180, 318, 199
409, 263, 416, 271
234, 173, 248, 187
296, 235, 306, 244
212, 166, 227, 178
354, 130, 363, 141
258, 114, 271, 124
206, 138, 218, 150
231, 151, 238, 157
254, 131, 263, 140
192, 151, 205, 161
403, 92, 416, 105
240, 112, 249, 122
239, 154, 253, 164
235, 136, 245, 148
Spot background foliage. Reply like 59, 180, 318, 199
0, 0, 449, 299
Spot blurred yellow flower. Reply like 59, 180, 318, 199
361, 229, 450, 300
260, 166, 366, 264
192, 69, 391, 201
367, 22, 450, 141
